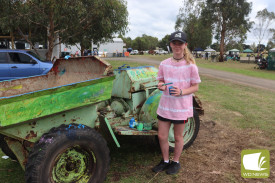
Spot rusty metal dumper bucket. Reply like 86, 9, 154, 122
0, 56, 114, 171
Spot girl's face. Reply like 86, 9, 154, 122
170, 41, 187, 55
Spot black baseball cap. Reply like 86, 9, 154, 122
169, 31, 187, 43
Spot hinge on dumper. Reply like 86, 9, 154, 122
98, 115, 120, 148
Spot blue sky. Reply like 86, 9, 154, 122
125, 0, 275, 45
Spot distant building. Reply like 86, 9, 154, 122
92, 38, 126, 57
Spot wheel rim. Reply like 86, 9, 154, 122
168, 117, 195, 148
51, 145, 95, 183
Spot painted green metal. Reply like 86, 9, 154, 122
125, 91, 146, 115
0, 76, 114, 127
103, 118, 120, 147
5, 138, 27, 170
138, 89, 162, 123
0, 104, 98, 142
114, 126, 158, 135
112, 66, 158, 99
52, 145, 94, 183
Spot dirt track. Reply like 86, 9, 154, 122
105, 56, 275, 182
105, 57, 275, 92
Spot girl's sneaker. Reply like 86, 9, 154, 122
152, 160, 170, 172
166, 161, 181, 174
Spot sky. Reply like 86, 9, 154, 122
125, 0, 275, 45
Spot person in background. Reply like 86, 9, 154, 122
152, 30, 201, 175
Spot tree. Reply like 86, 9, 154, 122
250, 42, 257, 52
120, 36, 133, 48
253, 8, 275, 54
0, 0, 128, 60
130, 34, 158, 51
266, 29, 275, 50
158, 35, 170, 51
132, 37, 146, 51
175, 0, 212, 51
202, 0, 252, 61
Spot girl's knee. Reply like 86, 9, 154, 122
158, 134, 168, 142
174, 135, 183, 143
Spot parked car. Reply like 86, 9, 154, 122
0, 49, 53, 81
130, 50, 138, 55
154, 49, 168, 55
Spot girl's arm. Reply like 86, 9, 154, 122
171, 83, 199, 96
182, 83, 199, 95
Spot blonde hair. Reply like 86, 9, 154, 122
184, 47, 196, 65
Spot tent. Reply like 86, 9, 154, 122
243, 49, 253, 53
269, 48, 275, 52
204, 48, 216, 52
229, 49, 239, 52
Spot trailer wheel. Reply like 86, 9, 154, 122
25, 124, 110, 183
0, 134, 17, 160
168, 109, 200, 151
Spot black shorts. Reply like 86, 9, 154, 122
157, 115, 188, 124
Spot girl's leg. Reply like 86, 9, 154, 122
172, 123, 185, 162
158, 120, 171, 161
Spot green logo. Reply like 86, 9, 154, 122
241, 149, 270, 178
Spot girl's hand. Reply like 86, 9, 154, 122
157, 83, 167, 91
170, 86, 182, 96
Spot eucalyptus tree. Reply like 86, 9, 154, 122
202, 0, 252, 61
266, 29, 275, 50
0, 0, 128, 60
175, 0, 212, 51
253, 8, 275, 54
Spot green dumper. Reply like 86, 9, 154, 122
0, 56, 203, 183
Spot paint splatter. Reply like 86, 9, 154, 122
0, 85, 22, 91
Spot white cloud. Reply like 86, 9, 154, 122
125, 0, 275, 45
126, 0, 182, 40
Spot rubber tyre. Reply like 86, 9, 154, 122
25, 124, 110, 183
168, 109, 200, 151
0, 134, 17, 160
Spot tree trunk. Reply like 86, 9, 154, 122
80, 42, 84, 56
219, 23, 226, 62
46, 10, 54, 61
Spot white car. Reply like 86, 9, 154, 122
130, 50, 139, 55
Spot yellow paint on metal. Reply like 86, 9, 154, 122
0, 85, 22, 91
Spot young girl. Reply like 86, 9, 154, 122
152, 31, 201, 175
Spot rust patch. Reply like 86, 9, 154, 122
25, 130, 37, 140
130, 87, 135, 93
136, 101, 145, 109
29, 121, 37, 128
23, 140, 34, 148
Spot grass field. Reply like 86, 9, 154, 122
129, 54, 275, 80
0, 56, 274, 182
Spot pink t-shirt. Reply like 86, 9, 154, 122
157, 58, 201, 120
